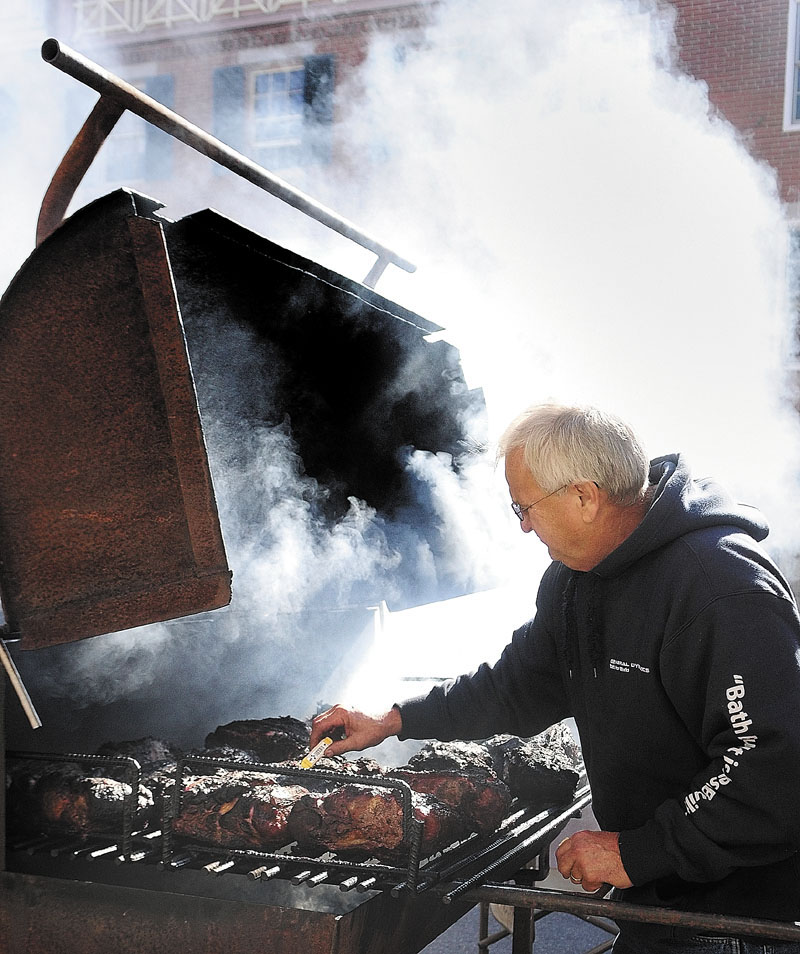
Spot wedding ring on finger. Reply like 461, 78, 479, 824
569, 874, 582, 884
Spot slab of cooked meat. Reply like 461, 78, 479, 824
28, 765, 154, 839
387, 765, 511, 836
203, 716, 310, 762
171, 769, 311, 850
407, 740, 497, 775
286, 782, 472, 860
194, 744, 261, 763
484, 723, 583, 805
95, 736, 183, 766
94, 736, 182, 804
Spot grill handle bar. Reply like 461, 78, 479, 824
39, 38, 416, 288
450, 882, 800, 944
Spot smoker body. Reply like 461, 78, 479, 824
0, 187, 498, 952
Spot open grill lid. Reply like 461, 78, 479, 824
0, 191, 232, 649
0, 188, 483, 652
0, 39, 484, 654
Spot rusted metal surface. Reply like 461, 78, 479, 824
0, 189, 231, 649
36, 94, 124, 248
0, 868, 475, 954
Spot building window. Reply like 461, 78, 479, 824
784, 1, 800, 129
252, 67, 305, 170
212, 56, 335, 172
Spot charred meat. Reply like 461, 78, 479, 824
172, 769, 311, 850
406, 740, 496, 775
203, 716, 310, 762
286, 782, 471, 860
24, 765, 154, 839
387, 765, 511, 836
95, 735, 182, 765
95, 736, 182, 803
484, 723, 583, 804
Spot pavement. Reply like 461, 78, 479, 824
422, 901, 616, 953
421, 806, 618, 953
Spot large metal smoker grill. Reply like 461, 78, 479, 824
0, 39, 798, 953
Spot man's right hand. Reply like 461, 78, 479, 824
309, 704, 403, 757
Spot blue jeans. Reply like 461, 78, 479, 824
612, 932, 800, 954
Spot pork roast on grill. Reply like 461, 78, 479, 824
203, 716, 310, 762
8, 738, 186, 842
387, 765, 511, 836
95, 735, 182, 803
29, 765, 154, 839
172, 769, 311, 850
484, 723, 583, 804
406, 740, 497, 774
286, 781, 472, 860
95, 735, 182, 765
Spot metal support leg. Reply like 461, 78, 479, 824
512, 906, 534, 953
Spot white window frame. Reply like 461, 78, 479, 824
250, 65, 306, 171
783, 0, 800, 130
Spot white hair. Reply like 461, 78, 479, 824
497, 404, 649, 505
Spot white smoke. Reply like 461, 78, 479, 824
328, 0, 798, 541
3, 0, 800, 747
296, 0, 800, 710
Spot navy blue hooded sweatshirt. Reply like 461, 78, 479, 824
398, 454, 800, 926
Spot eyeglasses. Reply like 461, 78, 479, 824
510, 485, 567, 522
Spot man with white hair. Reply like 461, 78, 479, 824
311, 403, 800, 952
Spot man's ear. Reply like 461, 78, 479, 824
573, 481, 601, 523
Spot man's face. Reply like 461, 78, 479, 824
504, 448, 587, 569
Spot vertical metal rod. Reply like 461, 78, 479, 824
478, 901, 490, 951
512, 907, 534, 954
0, 640, 41, 729
0, 672, 4, 872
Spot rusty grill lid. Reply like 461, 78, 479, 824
0, 190, 231, 649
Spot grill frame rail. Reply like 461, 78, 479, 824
456, 882, 800, 945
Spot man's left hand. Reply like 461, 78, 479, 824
555, 829, 633, 892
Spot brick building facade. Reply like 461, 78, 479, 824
670, 0, 800, 215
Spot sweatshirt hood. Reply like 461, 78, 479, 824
592, 453, 769, 580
